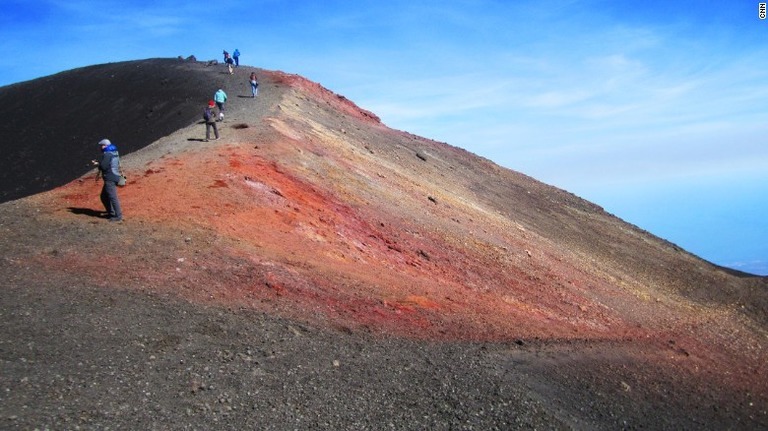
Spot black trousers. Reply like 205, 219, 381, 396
206, 121, 219, 140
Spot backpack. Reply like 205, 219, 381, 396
203, 107, 213, 122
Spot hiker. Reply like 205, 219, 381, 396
249, 72, 258, 97
233, 49, 240, 67
214, 88, 227, 121
223, 50, 234, 74
91, 139, 123, 222
204, 100, 219, 142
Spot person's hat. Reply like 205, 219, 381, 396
98, 139, 111, 146
208, 100, 215, 107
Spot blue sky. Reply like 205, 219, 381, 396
1, 0, 767, 275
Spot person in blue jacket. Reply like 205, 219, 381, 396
92, 139, 123, 222
233, 49, 240, 67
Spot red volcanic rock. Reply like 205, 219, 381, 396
0, 58, 766, 429
270, 71, 382, 124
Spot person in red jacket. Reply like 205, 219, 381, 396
203, 100, 219, 142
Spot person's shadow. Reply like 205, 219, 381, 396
68, 207, 106, 218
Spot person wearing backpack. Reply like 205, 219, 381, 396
91, 139, 124, 222
223, 50, 234, 74
204, 100, 219, 142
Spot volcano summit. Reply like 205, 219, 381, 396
0, 58, 766, 430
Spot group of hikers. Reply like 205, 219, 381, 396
221, 49, 258, 95
222, 49, 240, 74
93, 49, 261, 224
206, 49, 259, 140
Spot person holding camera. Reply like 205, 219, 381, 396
92, 139, 124, 222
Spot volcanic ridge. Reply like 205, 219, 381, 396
0, 58, 766, 430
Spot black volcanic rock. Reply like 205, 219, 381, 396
0, 58, 237, 203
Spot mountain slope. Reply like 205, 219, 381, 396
1, 58, 766, 429
0, 58, 236, 202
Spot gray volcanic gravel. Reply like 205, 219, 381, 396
2, 281, 559, 430
2, 272, 763, 430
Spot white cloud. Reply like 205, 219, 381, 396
524, 90, 593, 109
